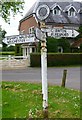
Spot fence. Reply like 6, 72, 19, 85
0, 55, 29, 70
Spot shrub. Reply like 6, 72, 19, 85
57, 38, 71, 53
37, 37, 71, 53
7, 45, 15, 51
30, 53, 82, 67
80, 44, 82, 52
0, 52, 15, 55
47, 37, 58, 52
15, 44, 22, 56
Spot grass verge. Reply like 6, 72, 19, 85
2, 81, 81, 119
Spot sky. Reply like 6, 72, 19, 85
0, 0, 82, 37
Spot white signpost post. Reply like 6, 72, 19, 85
36, 4, 50, 118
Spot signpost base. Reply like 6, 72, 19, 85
43, 108, 48, 119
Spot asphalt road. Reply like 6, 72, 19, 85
1, 67, 81, 90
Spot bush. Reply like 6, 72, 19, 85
30, 53, 41, 67
0, 52, 15, 55
37, 37, 71, 53
57, 38, 71, 53
47, 37, 58, 52
7, 45, 15, 51
30, 53, 82, 67
2, 45, 15, 52
80, 44, 82, 52
15, 44, 22, 56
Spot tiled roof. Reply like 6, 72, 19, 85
19, 1, 82, 25
71, 38, 82, 47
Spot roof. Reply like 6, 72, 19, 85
19, 1, 82, 25
71, 38, 82, 48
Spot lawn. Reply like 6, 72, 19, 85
0, 82, 2, 119
1, 81, 81, 119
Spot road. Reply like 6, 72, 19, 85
1, 67, 81, 90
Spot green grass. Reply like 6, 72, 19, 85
2, 81, 81, 119
0, 82, 2, 119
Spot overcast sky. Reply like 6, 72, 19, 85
0, 0, 81, 36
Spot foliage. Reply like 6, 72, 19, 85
7, 45, 15, 51
47, 37, 58, 53
0, 51, 14, 55
78, 26, 82, 38
0, 0, 24, 23
37, 37, 71, 53
56, 38, 71, 53
2, 45, 15, 52
0, 27, 7, 51
75, 26, 82, 40
15, 44, 22, 56
30, 53, 82, 67
2, 81, 80, 118
0, 27, 6, 43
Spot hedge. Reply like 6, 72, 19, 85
0, 52, 15, 55
30, 53, 82, 67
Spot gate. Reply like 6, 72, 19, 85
0, 56, 29, 70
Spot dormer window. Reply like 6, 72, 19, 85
68, 6, 76, 17
51, 3, 62, 15
53, 6, 61, 15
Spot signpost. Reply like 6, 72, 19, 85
35, 4, 79, 119
41, 27, 79, 38
35, 27, 46, 40
3, 34, 38, 45
3, 28, 79, 44
36, 4, 50, 21
36, 4, 50, 118
51, 28, 79, 38
2, 4, 80, 118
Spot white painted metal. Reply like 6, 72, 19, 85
38, 27, 79, 38
35, 27, 46, 40
3, 34, 37, 45
36, 4, 50, 21
41, 36, 48, 109
50, 28, 79, 38
3, 28, 79, 45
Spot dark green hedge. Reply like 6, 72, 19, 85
30, 53, 82, 67
15, 44, 22, 56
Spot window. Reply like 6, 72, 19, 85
53, 6, 61, 15
58, 46, 63, 53
29, 27, 35, 34
68, 7, 76, 17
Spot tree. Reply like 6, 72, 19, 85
47, 37, 58, 53
57, 38, 71, 53
0, 26, 7, 51
0, 0, 24, 23
47, 37, 70, 53
75, 26, 82, 40
78, 26, 82, 38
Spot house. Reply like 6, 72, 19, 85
18, 0, 82, 56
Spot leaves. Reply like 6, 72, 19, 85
1, 1, 24, 23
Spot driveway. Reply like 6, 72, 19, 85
1, 67, 81, 90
